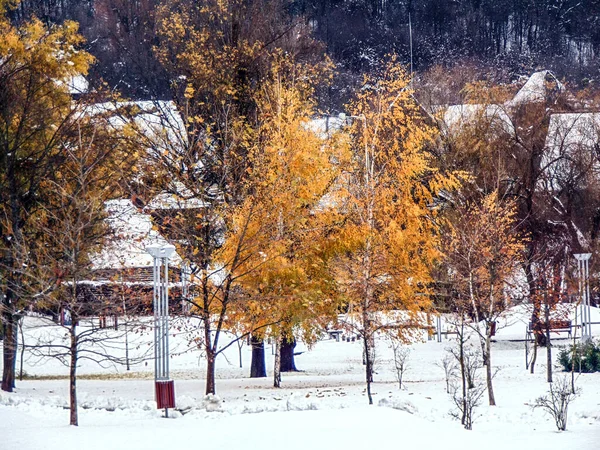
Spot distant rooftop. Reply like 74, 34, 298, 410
90, 199, 181, 270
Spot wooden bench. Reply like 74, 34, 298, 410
528, 320, 572, 338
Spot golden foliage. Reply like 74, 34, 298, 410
217, 56, 347, 342
445, 190, 527, 318
332, 57, 463, 337
0, 5, 95, 305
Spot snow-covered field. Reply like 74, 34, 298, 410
2, 307, 600, 450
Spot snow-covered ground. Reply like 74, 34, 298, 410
2, 307, 600, 449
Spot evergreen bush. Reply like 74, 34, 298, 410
558, 341, 600, 373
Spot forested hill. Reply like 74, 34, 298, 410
9, 0, 600, 99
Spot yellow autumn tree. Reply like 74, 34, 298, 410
152, 0, 322, 203
0, 0, 93, 393
332, 58, 463, 404
444, 191, 526, 406
146, 1, 333, 396
222, 56, 348, 387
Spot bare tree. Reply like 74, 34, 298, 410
447, 314, 485, 430
23, 116, 136, 425
438, 352, 458, 394
391, 341, 410, 390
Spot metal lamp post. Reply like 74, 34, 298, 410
574, 253, 592, 343
146, 244, 176, 417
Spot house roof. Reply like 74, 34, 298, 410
145, 181, 210, 211
509, 70, 564, 106
90, 199, 182, 270
541, 112, 600, 189
66, 75, 89, 95
305, 116, 346, 140
441, 71, 563, 134
442, 104, 514, 135
78, 100, 187, 158
544, 112, 600, 152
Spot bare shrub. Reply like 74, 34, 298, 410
438, 352, 458, 394
450, 377, 486, 430
448, 345, 485, 430
533, 376, 579, 431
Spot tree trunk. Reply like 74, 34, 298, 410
459, 320, 467, 427
530, 337, 538, 374
202, 309, 216, 395
69, 323, 78, 426
250, 335, 266, 378
205, 351, 216, 395
527, 261, 546, 346
571, 308, 577, 393
545, 301, 552, 383
363, 333, 373, 405
273, 338, 281, 388
19, 317, 25, 381
485, 334, 496, 406
280, 336, 298, 372
2, 312, 16, 392
237, 340, 243, 369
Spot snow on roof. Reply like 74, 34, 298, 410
540, 113, 600, 189
128, 101, 187, 152
145, 191, 208, 211
66, 75, 89, 95
545, 112, 600, 151
305, 116, 346, 139
442, 104, 514, 135
79, 100, 187, 156
91, 199, 181, 270
509, 70, 564, 106
145, 181, 210, 210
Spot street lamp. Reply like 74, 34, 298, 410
574, 253, 592, 343
146, 243, 176, 417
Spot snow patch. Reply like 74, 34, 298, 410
378, 396, 418, 414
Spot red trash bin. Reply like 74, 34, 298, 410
155, 380, 176, 409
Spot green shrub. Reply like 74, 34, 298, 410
558, 340, 600, 373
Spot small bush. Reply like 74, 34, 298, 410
558, 340, 600, 373
391, 342, 410, 390
533, 376, 579, 431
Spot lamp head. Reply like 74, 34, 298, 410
146, 244, 176, 259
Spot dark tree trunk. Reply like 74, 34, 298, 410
69, 323, 78, 426
203, 311, 216, 395
530, 336, 538, 374
527, 261, 547, 347
250, 335, 266, 378
273, 339, 281, 388
280, 336, 298, 372
19, 317, 25, 381
364, 334, 373, 405
545, 300, 552, 383
205, 352, 216, 395
2, 312, 16, 392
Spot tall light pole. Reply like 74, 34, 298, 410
574, 253, 592, 343
146, 244, 176, 417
